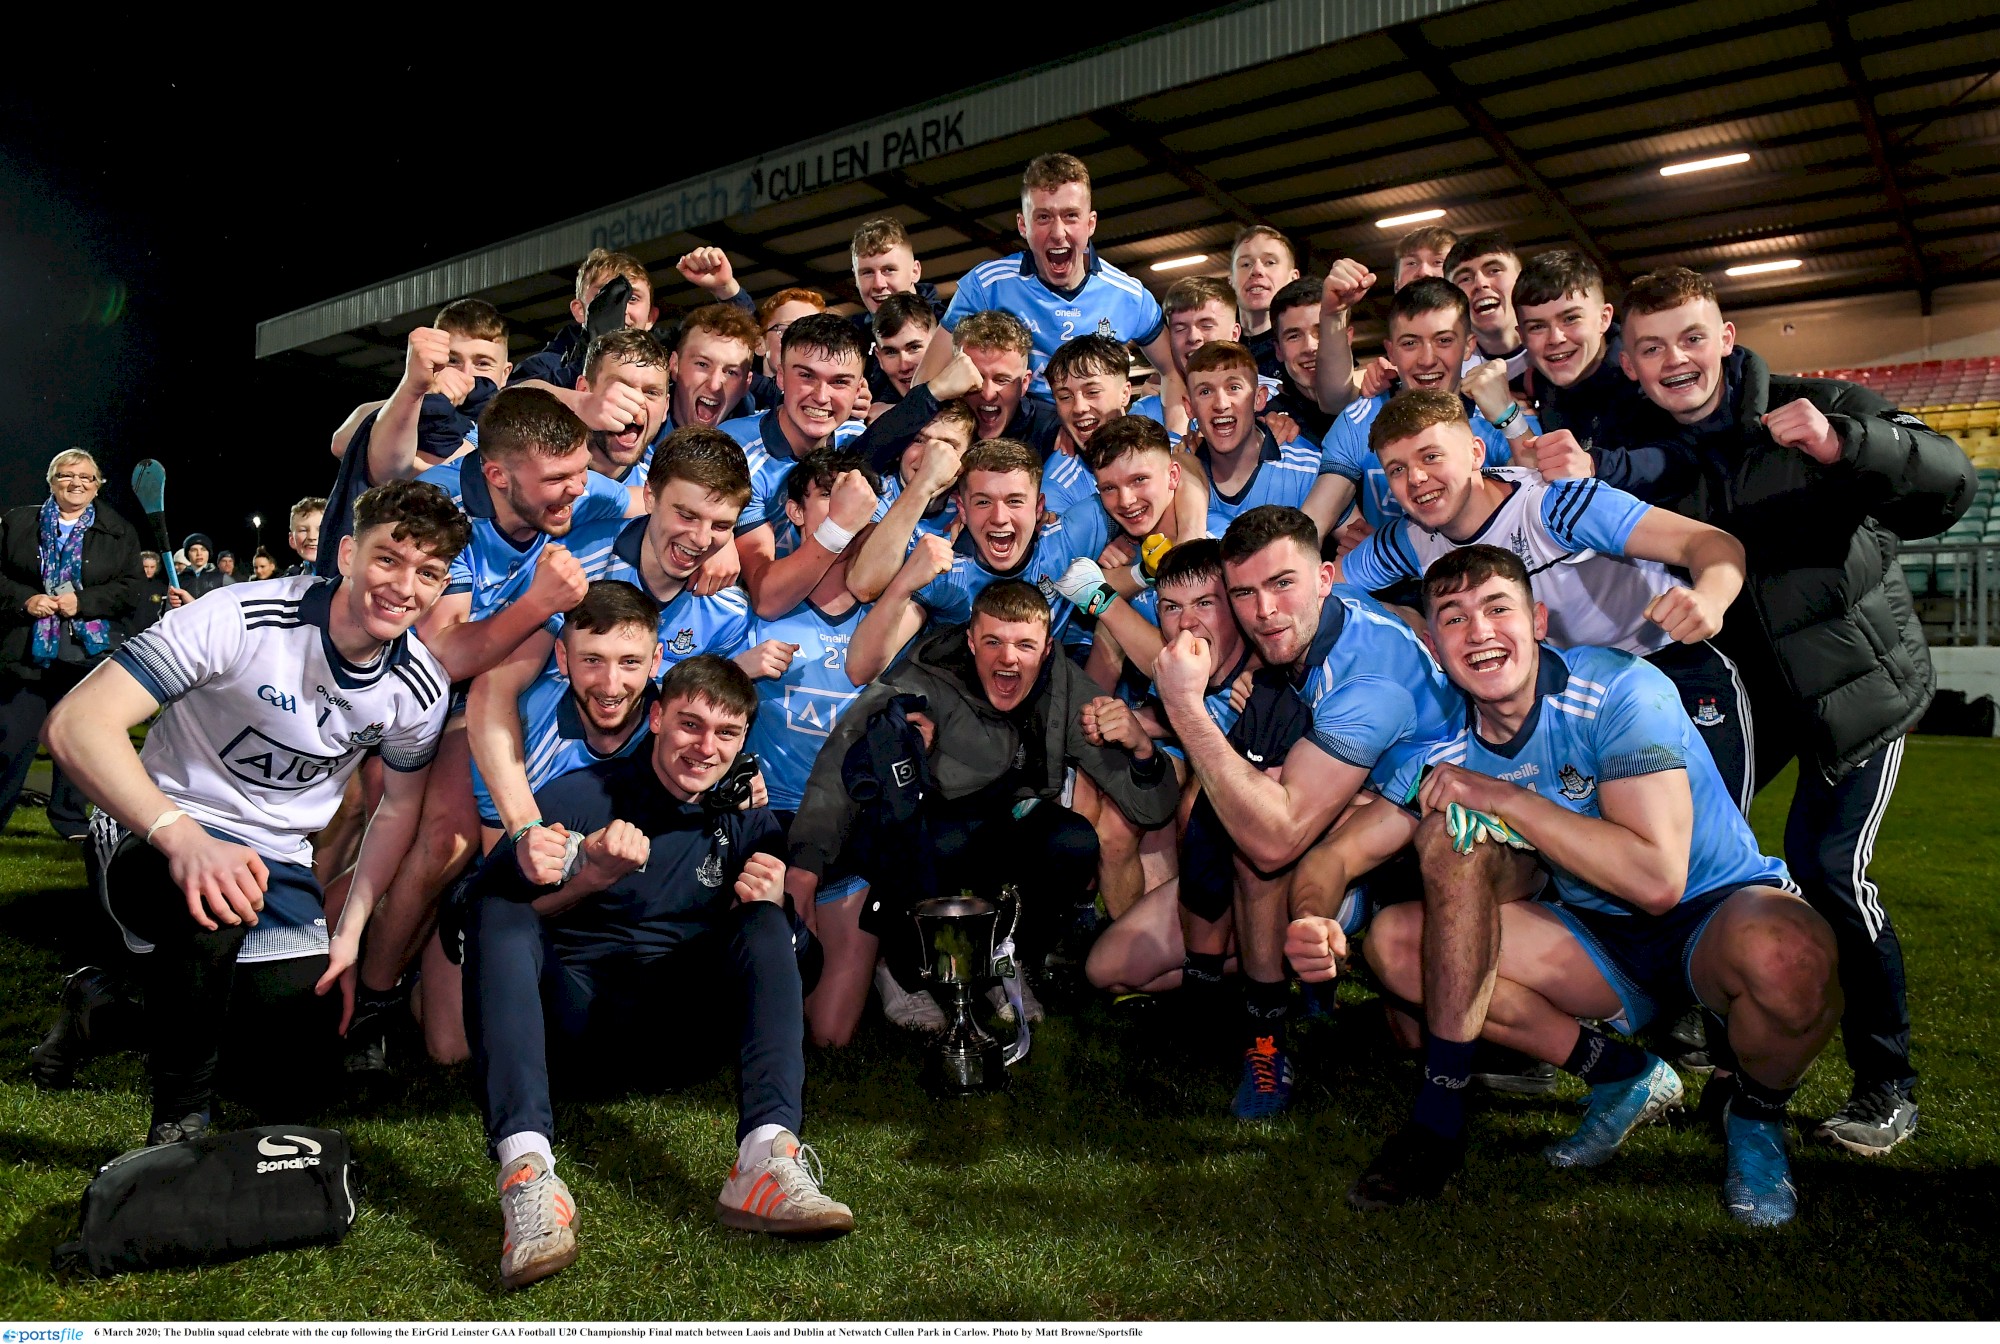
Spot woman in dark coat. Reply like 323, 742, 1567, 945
0, 449, 145, 837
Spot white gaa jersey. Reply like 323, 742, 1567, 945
1339, 468, 1685, 656
111, 576, 449, 868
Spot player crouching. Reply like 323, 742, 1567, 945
460, 655, 849, 1291
1300, 546, 1838, 1227
42, 481, 469, 1146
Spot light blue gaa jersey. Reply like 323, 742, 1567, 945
912, 515, 1094, 638
421, 450, 627, 624
596, 517, 754, 676
746, 599, 872, 902
1038, 448, 1100, 518
1339, 468, 1685, 656
719, 410, 868, 552
943, 249, 1165, 399
1445, 644, 1789, 916
1318, 392, 1527, 528
1291, 586, 1466, 798
879, 474, 960, 543
470, 675, 652, 828
1201, 428, 1320, 535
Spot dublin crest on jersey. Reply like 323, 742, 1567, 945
668, 628, 697, 655
1692, 698, 1726, 727
1558, 764, 1595, 801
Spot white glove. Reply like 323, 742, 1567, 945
1052, 558, 1117, 616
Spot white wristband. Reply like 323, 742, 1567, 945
813, 516, 858, 555
145, 808, 189, 845
1503, 416, 1532, 441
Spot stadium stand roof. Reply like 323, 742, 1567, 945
258, 0, 2000, 375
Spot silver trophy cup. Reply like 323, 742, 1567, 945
913, 894, 1027, 1095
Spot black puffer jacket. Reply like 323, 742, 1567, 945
788, 621, 1181, 880
1662, 346, 1974, 781
0, 500, 146, 679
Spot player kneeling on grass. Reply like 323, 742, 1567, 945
462, 655, 848, 1291
1307, 545, 1838, 1227
40, 481, 468, 1147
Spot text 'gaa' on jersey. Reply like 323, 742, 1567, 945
221, 725, 350, 792
257, 685, 297, 714
784, 685, 859, 738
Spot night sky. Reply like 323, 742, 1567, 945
0, 19, 1227, 561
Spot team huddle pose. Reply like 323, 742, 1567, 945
27, 150, 1973, 1290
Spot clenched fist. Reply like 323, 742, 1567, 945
1081, 695, 1152, 758
516, 822, 575, 886
735, 639, 800, 680
929, 350, 981, 403
829, 469, 879, 531
1460, 359, 1514, 424
1285, 915, 1349, 984
579, 819, 650, 887
578, 380, 649, 433
1762, 398, 1843, 464
402, 327, 451, 395
1321, 258, 1375, 317
527, 545, 589, 617
735, 850, 787, 906
1519, 429, 1594, 481
1644, 585, 1727, 644
677, 247, 738, 298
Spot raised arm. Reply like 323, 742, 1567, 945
848, 441, 963, 602
465, 629, 558, 837
847, 536, 951, 685
1312, 260, 1375, 415
1622, 507, 1746, 644
418, 546, 585, 684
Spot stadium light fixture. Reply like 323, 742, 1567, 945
1724, 258, 1805, 277
1661, 152, 1751, 177
1150, 254, 1209, 272
1376, 208, 1446, 229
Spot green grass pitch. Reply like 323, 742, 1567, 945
0, 739, 1995, 1319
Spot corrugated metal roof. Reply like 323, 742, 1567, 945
264, 0, 2000, 372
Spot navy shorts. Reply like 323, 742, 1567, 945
1543, 885, 1749, 1034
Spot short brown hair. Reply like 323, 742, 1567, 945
1420, 543, 1533, 613
1443, 232, 1517, 278
575, 248, 649, 304
676, 302, 761, 356
435, 297, 507, 344
1396, 226, 1460, 261
1163, 275, 1238, 317
1231, 225, 1295, 269
1220, 505, 1318, 567
659, 653, 758, 726
1623, 266, 1718, 318
1369, 388, 1473, 456
564, 579, 660, 640
954, 309, 1033, 361
1155, 538, 1224, 592
756, 287, 826, 328
873, 292, 937, 340
850, 216, 912, 262
1513, 249, 1602, 311
479, 387, 588, 462
289, 496, 327, 527
352, 479, 472, 562
925, 399, 977, 444
647, 425, 753, 505
785, 448, 882, 508
1185, 340, 1259, 380
584, 327, 670, 383
1021, 153, 1090, 200
960, 438, 1042, 490
1045, 334, 1129, 388
1080, 414, 1172, 472
971, 578, 1051, 629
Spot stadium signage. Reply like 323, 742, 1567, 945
590, 109, 970, 249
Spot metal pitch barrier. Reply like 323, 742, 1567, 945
1900, 539, 2000, 646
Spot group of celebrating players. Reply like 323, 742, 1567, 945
30, 149, 1975, 1290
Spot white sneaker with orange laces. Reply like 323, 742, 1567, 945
497, 1152, 578, 1290
716, 1129, 855, 1239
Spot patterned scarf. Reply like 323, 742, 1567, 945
33, 496, 111, 665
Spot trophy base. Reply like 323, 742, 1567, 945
922, 1032, 1010, 1097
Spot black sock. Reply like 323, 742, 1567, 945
1182, 952, 1226, 991
1703, 1009, 1740, 1073
1243, 977, 1288, 1051
1731, 1072, 1796, 1124
1562, 1022, 1649, 1086
1412, 1035, 1478, 1140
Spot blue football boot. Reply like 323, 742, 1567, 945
1723, 1108, 1798, 1228
1544, 1053, 1684, 1168
1230, 1034, 1294, 1120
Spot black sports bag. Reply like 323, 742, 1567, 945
54, 1125, 357, 1276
